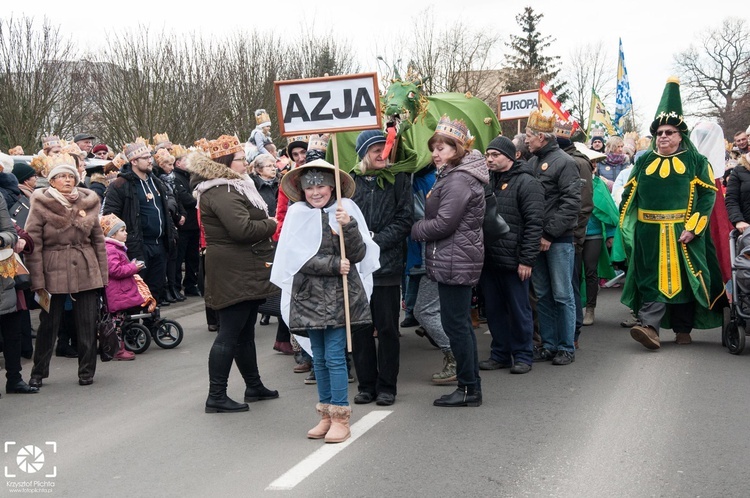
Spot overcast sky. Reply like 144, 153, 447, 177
9, 1, 746, 135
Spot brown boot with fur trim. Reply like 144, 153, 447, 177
324, 405, 351, 444
307, 403, 331, 439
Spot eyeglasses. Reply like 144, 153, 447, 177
484, 152, 503, 159
233, 157, 247, 163
656, 130, 679, 137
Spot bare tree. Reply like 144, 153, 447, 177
675, 18, 750, 132
0, 16, 78, 152
562, 42, 613, 132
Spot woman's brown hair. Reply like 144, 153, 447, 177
427, 135, 466, 167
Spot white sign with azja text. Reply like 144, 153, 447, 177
275, 73, 381, 136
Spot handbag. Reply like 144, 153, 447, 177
9, 198, 30, 229
258, 292, 282, 317
97, 298, 120, 362
483, 191, 510, 243
13, 254, 31, 290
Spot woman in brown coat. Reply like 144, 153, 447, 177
189, 136, 279, 413
25, 153, 108, 387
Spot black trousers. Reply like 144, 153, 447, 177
140, 241, 168, 303
352, 285, 401, 396
438, 283, 480, 391
1, 311, 24, 384
177, 230, 200, 291
32, 290, 99, 381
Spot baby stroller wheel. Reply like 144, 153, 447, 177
123, 323, 152, 354
153, 319, 184, 349
724, 319, 746, 355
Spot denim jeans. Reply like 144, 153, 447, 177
532, 242, 576, 353
480, 268, 533, 365
438, 283, 480, 391
403, 274, 422, 319
308, 326, 349, 406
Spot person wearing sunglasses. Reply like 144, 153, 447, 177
620, 77, 725, 350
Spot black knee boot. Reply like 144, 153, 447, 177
234, 341, 278, 402
206, 342, 248, 413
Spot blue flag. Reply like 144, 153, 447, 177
614, 38, 632, 130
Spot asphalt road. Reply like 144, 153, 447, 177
2, 288, 749, 497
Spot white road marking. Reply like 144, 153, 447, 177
266, 410, 392, 491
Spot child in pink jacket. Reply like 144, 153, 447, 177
100, 214, 148, 361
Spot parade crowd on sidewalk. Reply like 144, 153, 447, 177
0, 78, 746, 444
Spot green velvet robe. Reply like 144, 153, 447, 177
619, 147, 725, 329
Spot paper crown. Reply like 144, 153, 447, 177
154, 148, 175, 167
434, 115, 472, 147
207, 135, 243, 160
255, 109, 271, 127
30, 155, 50, 175
153, 132, 172, 148
62, 141, 86, 159
170, 144, 188, 159
287, 135, 308, 146
112, 152, 128, 169
123, 142, 151, 162
8, 146, 24, 155
527, 108, 556, 133
554, 119, 574, 139
44, 153, 78, 179
42, 135, 62, 149
308, 134, 330, 152
650, 76, 687, 135
194, 138, 210, 152
100, 213, 126, 238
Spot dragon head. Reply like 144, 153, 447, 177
382, 74, 429, 136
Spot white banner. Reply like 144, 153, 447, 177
497, 90, 539, 121
275, 73, 381, 136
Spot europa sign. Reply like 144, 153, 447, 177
274, 73, 382, 136
497, 90, 539, 121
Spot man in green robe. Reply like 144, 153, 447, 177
620, 77, 725, 349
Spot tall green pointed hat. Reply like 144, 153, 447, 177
650, 76, 688, 135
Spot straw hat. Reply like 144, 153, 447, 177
280, 159, 355, 203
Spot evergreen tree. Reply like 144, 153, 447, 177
504, 7, 565, 97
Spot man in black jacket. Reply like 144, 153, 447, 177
349, 130, 413, 406
525, 111, 581, 366
172, 150, 201, 296
479, 136, 543, 374
103, 142, 176, 306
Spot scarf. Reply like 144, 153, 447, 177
605, 152, 628, 166
193, 177, 268, 216
351, 163, 395, 189
47, 186, 79, 209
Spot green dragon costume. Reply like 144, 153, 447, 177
619, 78, 725, 329
327, 72, 501, 172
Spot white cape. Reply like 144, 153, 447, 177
270, 198, 380, 356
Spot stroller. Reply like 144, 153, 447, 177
117, 305, 184, 354
723, 229, 750, 354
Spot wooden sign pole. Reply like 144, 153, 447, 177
330, 133, 353, 352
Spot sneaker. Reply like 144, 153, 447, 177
304, 370, 316, 384
533, 347, 556, 362
510, 362, 532, 374
630, 325, 661, 350
478, 358, 511, 370
583, 307, 595, 326
551, 350, 575, 366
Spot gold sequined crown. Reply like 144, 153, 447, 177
207, 135, 243, 160
527, 109, 556, 133
554, 119, 574, 139
434, 115, 472, 147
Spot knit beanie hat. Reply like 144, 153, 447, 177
486, 136, 516, 161
12, 163, 36, 183
100, 213, 126, 238
355, 130, 387, 159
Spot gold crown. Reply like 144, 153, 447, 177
123, 142, 151, 162
30, 155, 50, 174
527, 108, 555, 133
62, 141, 86, 159
255, 109, 271, 127
112, 152, 128, 170
153, 132, 171, 147
434, 115, 472, 147
8, 146, 24, 155
554, 119, 574, 139
308, 134, 330, 152
44, 153, 77, 177
287, 135, 308, 146
170, 144, 188, 158
207, 135, 243, 160
154, 148, 175, 166
42, 135, 62, 149
194, 138, 209, 152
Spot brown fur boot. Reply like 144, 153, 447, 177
325, 405, 351, 444
307, 403, 331, 439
